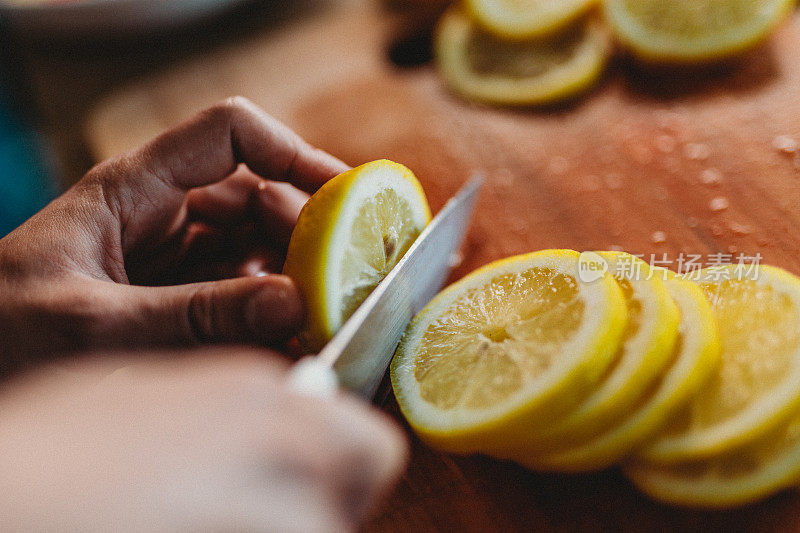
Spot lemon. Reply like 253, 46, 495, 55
603, 0, 796, 63
626, 409, 800, 508
283, 160, 431, 352
523, 270, 720, 472
435, 7, 611, 106
465, 0, 598, 40
497, 252, 679, 459
390, 250, 627, 453
640, 265, 800, 463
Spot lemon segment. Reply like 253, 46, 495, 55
465, 0, 598, 40
435, 8, 611, 106
603, 0, 796, 63
640, 265, 800, 463
283, 160, 431, 352
625, 409, 800, 508
390, 250, 627, 453
523, 270, 720, 472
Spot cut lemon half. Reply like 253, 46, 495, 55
284, 160, 431, 352
523, 270, 720, 472
390, 250, 627, 453
626, 409, 800, 508
465, 0, 598, 40
435, 7, 611, 106
500, 252, 679, 457
640, 265, 800, 463
603, 0, 796, 63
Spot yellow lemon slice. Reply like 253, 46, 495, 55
499, 252, 679, 458
523, 270, 720, 472
465, 0, 598, 40
435, 7, 611, 106
625, 409, 800, 508
640, 264, 800, 463
390, 250, 627, 453
603, 0, 796, 63
284, 160, 431, 352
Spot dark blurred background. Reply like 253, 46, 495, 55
0, 0, 344, 236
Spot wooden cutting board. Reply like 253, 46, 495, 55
87, 1, 800, 530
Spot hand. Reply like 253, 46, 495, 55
0, 97, 349, 371
0, 348, 408, 532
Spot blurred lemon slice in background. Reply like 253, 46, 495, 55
603, 0, 796, 63
284, 159, 431, 352
524, 270, 720, 472
465, 0, 598, 40
435, 8, 611, 106
390, 250, 627, 453
640, 265, 800, 463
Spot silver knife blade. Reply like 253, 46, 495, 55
315, 176, 483, 398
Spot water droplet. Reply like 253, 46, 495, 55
772, 135, 799, 154
684, 143, 711, 161
655, 135, 677, 153
729, 222, 752, 235
548, 156, 570, 175
604, 173, 623, 190
711, 224, 724, 237
686, 217, 699, 228
709, 197, 729, 212
757, 236, 771, 246
651, 231, 667, 244
701, 168, 723, 185
727, 244, 739, 254
608, 244, 623, 252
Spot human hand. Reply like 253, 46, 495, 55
0, 348, 407, 532
0, 97, 349, 370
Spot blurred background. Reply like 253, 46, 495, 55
0, 0, 408, 236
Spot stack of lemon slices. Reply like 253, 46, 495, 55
435, 0, 795, 106
390, 250, 800, 508
285, 161, 800, 508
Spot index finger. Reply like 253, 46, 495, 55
140, 97, 349, 194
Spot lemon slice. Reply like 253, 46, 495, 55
283, 160, 430, 352
465, 0, 598, 40
435, 7, 611, 106
523, 270, 720, 472
640, 265, 800, 463
497, 252, 678, 459
603, 0, 796, 63
625, 409, 800, 508
390, 250, 627, 453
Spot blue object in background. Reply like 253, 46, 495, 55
0, 96, 57, 237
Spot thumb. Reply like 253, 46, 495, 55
126, 275, 304, 346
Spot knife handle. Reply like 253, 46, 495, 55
287, 356, 339, 398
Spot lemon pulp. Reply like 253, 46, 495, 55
341, 188, 421, 320
414, 268, 585, 410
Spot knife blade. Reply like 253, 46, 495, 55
288, 176, 482, 399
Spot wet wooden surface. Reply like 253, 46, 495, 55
86, 1, 800, 530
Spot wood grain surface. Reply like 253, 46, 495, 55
86, 1, 800, 530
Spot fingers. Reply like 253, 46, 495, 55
123, 274, 304, 346
89, 97, 344, 253
187, 166, 309, 248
